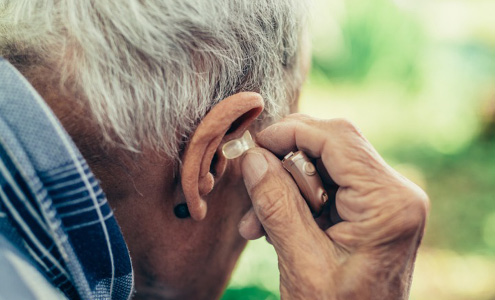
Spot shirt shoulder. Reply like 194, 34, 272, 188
0, 234, 68, 300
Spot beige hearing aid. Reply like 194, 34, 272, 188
222, 131, 328, 216
281, 151, 328, 216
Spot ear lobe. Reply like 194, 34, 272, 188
181, 92, 264, 221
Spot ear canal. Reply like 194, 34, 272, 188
206, 107, 261, 180
209, 150, 228, 180
210, 152, 219, 176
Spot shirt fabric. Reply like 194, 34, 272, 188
0, 58, 134, 299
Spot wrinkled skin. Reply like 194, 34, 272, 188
31, 72, 265, 299
22, 66, 257, 299
103, 149, 251, 299
23, 55, 427, 299
15, 27, 315, 300
239, 114, 429, 300
48, 106, 256, 299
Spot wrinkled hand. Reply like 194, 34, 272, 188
238, 114, 429, 300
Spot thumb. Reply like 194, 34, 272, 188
241, 148, 322, 254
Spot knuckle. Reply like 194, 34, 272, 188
410, 188, 430, 221
254, 187, 290, 225
284, 113, 312, 121
328, 118, 362, 135
396, 186, 429, 233
283, 113, 321, 127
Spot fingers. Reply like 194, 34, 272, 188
256, 115, 384, 188
240, 147, 325, 256
241, 114, 429, 300
238, 208, 265, 240
326, 174, 429, 252
256, 114, 429, 246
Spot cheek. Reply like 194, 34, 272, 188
118, 167, 252, 299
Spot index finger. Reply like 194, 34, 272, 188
256, 115, 386, 187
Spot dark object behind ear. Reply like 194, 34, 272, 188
174, 203, 190, 219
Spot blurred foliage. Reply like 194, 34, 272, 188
384, 138, 495, 254
224, 0, 495, 299
311, 0, 424, 91
222, 287, 278, 300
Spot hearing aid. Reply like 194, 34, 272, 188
222, 131, 256, 159
281, 151, 328, 216
222, 131, 328, 216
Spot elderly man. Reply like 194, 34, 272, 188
0, 0, 428, 299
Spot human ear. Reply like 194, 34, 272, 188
181, 92, 264, 221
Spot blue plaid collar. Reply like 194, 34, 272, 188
0, 58, 134, 299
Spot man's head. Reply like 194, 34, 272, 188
0, 0, 309, 298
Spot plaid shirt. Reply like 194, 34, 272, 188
0, 58, 133, 299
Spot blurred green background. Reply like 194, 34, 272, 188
223, 0, 495, 299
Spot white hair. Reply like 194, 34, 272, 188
0, 0, 308, 163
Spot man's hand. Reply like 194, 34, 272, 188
238, 114, 429, 300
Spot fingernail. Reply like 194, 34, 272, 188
242, 151, 268, 191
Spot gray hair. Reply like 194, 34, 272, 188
0, 0, 308, 162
